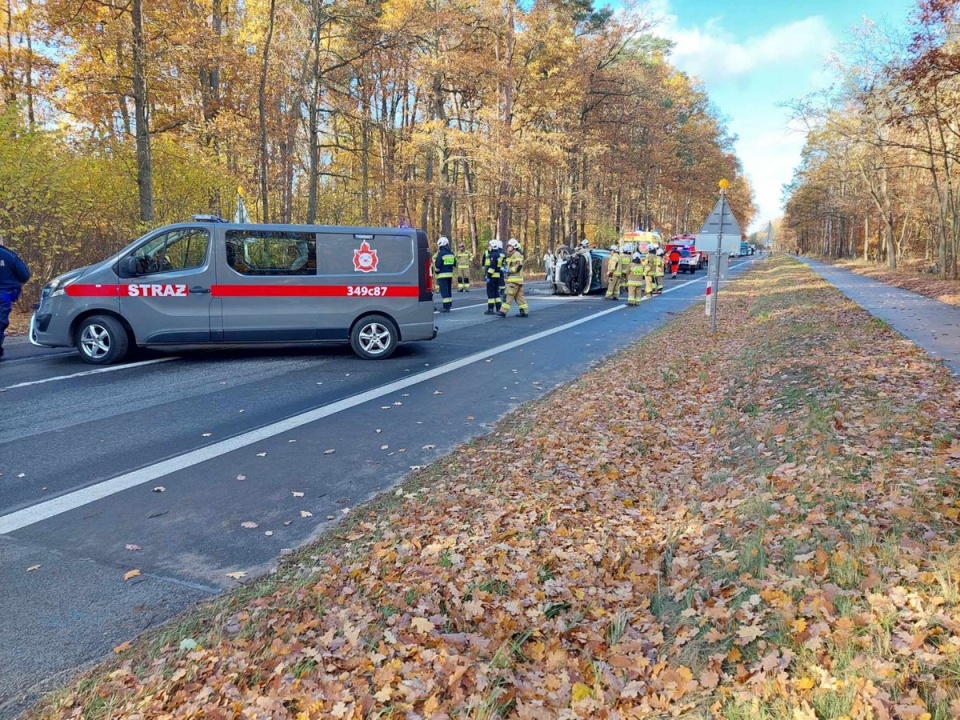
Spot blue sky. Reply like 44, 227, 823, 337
644, 0, 917, 233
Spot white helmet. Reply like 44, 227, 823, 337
437, 237, 449, 248
580, 239, 589, 248
609, 244, 618, 251
491, 239, 503, 250
507, 238, 520, 249
633, 252, 643, 261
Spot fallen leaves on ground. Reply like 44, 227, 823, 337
32, 257, 960, 719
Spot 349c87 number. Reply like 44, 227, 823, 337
347, 285, 388, 297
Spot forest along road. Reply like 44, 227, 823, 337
0, 259, 755, 718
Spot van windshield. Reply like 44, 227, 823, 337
132, 228, 209, 274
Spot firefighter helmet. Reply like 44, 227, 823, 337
437, 237, 449, 248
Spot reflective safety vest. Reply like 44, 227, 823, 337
607, 252, 621, 276
434, 248, 456, 279
652, 255, 665, 276
504, 251, 524, 283
456, 250, 472, 269
484, 249, 503, 280
627, 263, 645, 286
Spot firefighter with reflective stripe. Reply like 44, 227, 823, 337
497, 238, 528, 318
652, 249, 665, 294
483, 239, 504, 315
433, 236, 456, 312
604, 244, 622, 300
668, 247, 681, 278
618, 246, 632, 291
456, 242, 473, 292
626, 252, 644, 306
643, 252, 655, 297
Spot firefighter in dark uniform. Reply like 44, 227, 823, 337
0, 235, 30, 361
434, 236, 456, 312
483, 239, 504, 315
456, 242, 473, 292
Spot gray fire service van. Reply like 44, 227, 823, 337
30, 218, 438, 364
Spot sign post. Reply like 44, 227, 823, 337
696, 179, 743, 331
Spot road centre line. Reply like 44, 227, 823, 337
0, 273, 704, 534
2, 357, 177, 391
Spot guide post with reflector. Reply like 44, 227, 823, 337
696, 179, 743, 332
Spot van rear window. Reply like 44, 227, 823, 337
226, 231, 316, 276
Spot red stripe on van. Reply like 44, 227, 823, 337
211, 285, 420, 298
65, 284, 121, 297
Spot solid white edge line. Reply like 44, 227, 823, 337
0, 274, 705, 534
2, 357, 177, 391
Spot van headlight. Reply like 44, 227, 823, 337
48, 271, 82, 298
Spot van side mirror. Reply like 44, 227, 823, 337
120, 256, 140, 277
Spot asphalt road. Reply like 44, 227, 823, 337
0, 260, 755, 717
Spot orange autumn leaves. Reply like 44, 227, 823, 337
36, 257, 960, 719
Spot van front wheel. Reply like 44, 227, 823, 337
350, 315, 398, 360
76, 315, 130, 365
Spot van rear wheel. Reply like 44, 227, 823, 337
76, 315, 129, 365
350, 315, 398, 360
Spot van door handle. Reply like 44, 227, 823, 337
190, 286, 211, 294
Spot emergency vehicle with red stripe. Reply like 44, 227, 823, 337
30, 217, 438, 364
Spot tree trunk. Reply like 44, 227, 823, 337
258, 0, 277, 222
496, 0, 514, 243
131, 0, 154, 222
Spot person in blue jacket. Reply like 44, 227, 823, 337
0, 235, 31, 361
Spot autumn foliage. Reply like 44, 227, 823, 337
31, 256, 960, 719
0, 0, 755, 305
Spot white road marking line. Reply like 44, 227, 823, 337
0, 305, 621, 534
0, 274, 707, 534
2, 357, 178, 391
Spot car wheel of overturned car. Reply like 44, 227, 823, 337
76, 314, 130, 365
350, 314, 398, 360
552, 245, 572, 294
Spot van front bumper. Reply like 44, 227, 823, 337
30, 313, 55, 347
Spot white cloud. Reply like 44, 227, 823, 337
663, 16, 835, 85
738, 128, 807, 232
646, 2, 839, 230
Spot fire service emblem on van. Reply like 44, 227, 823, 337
353, 240, 378, 273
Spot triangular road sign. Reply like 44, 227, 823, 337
695, 194, 743, 253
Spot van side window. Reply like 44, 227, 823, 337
316, 233, 414, 275
226, 230, 317, 276
133, 228, 209, 274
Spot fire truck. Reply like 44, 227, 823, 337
665, 234, 706, 273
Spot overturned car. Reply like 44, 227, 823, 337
551, 245, 613, 295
